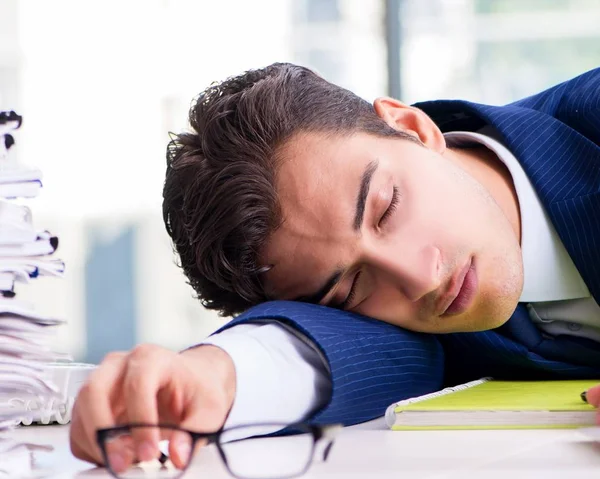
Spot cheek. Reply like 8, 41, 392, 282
404, 164, 465, 224
355, 286, 417, 327
427, 167, 509, 251
404, 176, 473, 254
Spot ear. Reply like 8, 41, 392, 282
373, 97, 446, 154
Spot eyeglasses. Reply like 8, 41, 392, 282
96, 422, 342, 479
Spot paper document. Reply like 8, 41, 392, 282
0, 109, 70, 430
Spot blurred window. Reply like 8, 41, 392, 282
394, 0, 600, 104
305, 0, 340, 22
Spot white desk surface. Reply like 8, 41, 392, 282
4, 417, 600, 479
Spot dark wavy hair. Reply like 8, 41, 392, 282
163, 62, 417, 316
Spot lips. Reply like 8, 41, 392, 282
437, 258, 478, 317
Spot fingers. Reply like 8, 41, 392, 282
123, 344, 170, 462
70, 351, 127, 465
70, 343, 236, 472
168, 401, 214, 469
104, 434, 136, 474
583, 384, 600, 426
587, 384, 600, 407
167, 429, 194, 470
69, 402, 95, 464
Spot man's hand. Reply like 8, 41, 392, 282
587, 384, 600, 424
69, 344, 236, 468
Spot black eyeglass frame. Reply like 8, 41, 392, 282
96, 422, 341, 479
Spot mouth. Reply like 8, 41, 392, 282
437, 257, 478, 317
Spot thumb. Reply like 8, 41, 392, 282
166, 348, 235, 469
178, 345, 236, 432
166, 393, 231, 469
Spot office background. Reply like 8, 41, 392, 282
0, 0, 599, 363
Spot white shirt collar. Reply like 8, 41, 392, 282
443, 127, 590, 302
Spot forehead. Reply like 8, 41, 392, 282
277, 132, 365, 215
261, 132, 376, 298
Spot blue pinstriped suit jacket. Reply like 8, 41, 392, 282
215, 68, 600, 426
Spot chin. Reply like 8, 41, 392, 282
470, 288, 522, 332
445, 312, 511, 334
472, 254, 524, 331
449, 288, 522, 333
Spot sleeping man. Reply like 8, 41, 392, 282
70, 63, 600, 467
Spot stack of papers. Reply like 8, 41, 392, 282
0, 111, 20, 158
0, 112, 42, 199
0, 112, 66, 436
0, 201, 64, 296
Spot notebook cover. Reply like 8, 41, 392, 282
396, 380, 598, 412
387, 379, 599, 430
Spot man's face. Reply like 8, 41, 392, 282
262, 110, 523, 334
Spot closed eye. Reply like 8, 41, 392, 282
379, 186, 399, 226
340, 271, 361, 310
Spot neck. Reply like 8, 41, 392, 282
448, 144, 522, 244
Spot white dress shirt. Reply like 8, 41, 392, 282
202, 128, 600, 429
446, 128, 600, 341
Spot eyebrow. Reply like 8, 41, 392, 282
353, 159, 379, 231
296, 159, 380, 306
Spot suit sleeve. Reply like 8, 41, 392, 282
213, 301, 445, 426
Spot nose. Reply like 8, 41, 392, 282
364, 242, 442, 302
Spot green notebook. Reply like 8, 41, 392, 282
385, 378, 599, 430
